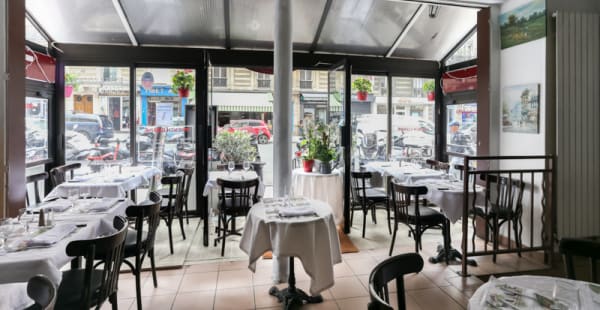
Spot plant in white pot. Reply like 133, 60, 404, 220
314, 122, 338, 174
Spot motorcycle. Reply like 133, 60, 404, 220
355, 129, 386, 161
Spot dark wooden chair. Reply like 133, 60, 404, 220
453, 163, 474, 181
177, 167, 194, 224
122, 191, 162, 310
473, 174, 525, 262
389, 182, 448, 259
351, 171, 390, 238
26, 172, 48, 207
559, 237, 600, 283
160, 172, 186, 254
425, 159, 450, 172
49, 163, 82, 187
54, 216, 128, 310
214, 178, 259, 256
25, 274, 56, 310
368, 253, 424, 310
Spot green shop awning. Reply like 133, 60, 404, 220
212, 92, 273, 112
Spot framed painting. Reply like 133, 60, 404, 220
502, 84, 540, 134
500, 0, 546, 49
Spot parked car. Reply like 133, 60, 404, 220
222, 119, 271, 144
66, 112, 114, 142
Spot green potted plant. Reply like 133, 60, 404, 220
422, 80, 435, 101
213, 130, 257, 164
352, 77, 372, 101
314, 122, 338, 174
171, 71, 195, 98
298, 121, 317, 172
65, 73, 79, 98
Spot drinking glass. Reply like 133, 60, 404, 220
228, 161, 235, 175
67, 188, 79, 208
243, 161, 250, 174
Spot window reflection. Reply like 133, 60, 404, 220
25, 97, 49, 163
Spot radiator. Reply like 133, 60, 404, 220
556, 11, 600, 238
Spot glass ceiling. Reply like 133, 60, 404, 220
25, 0, 480, 60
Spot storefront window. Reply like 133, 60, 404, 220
446, 103, 477, 166
25, 97, 49, 163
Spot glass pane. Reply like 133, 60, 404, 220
393, 6, 477, 60
65, 66, 131, 169
317, 0, 420, 55
390, 77, 435, 163
25, 18, 47, 46
121, 0, 225, 46
445, 31, 477, 66
446, 103, 477, 167
229, 0, 326, 50
26, 0, 130, 44
26, 97, 49, 163
351, 75, 388, 167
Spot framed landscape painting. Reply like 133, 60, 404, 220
500, 0, 546, 49
502, 84, 540, 134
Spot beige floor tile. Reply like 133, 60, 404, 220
141, 274, 183, 297
218, 260, 249, 271
335, 296, 370, 310
408, 288, 464, 310
172, 291, 216, 310
118, 278, 142, 299
135, 294, 176, 310
153, 267, 186, 277
179, 271, 218, 292
345, 257, 378, 276
439, 285, 470, 308
329, 276, 368, 300
446, 275, 484, 292
213, 287, 255, 310
332, 261, 354, 277
185, 262, 220, 274
302, 300, 339, 310
252, 266, 277, 286
217, 269, 253, 289
404, 273, 437, 291
99, 297, 133, 310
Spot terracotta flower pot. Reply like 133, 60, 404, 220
357, 91, 368, 101
302, 159, 314, 172
427, 91, 435, 101
178, 88, 190, 98
65, 85, 73, 98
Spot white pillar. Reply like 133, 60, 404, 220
273, 0, 292, 197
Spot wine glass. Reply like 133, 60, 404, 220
228, 161, 235, 176
67, 188, 79, 209
243, 161, 250, 177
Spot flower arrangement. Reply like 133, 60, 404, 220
213, 130, 256, 163
298, 120, 338, 173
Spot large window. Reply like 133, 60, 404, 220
212, 67, 227, 88
445, 31, 477, 66
256, 73, 271, 88
64, 66, 131, 169
25, 97, 49, 163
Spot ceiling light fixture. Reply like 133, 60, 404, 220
429, 5, 440, 18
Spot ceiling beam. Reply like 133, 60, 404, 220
224, 0, 231, 49
111, 0, 138, 46
385, 4, 426, 58
385, 0, 493, 9
309, 0, 333, 53
25, 10, 54, 45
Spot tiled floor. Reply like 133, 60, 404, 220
109, 210, 555, 309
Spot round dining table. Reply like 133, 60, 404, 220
291, 168, 344, 225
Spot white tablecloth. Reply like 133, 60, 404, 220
364, 161, 445, 184
469, 275, 600, 310
203, 171, 264, 197
239, 200, 342, 295
44, 166, 161, 200
415, 179, 485, 223
0, 199, 130, 285
0, 282, 31, 309
291, 168, 344, 225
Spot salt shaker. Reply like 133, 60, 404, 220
38, 209, 46, 227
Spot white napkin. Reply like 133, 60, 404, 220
278, 206, 316, 217
84, 198, 120, 212
70, 175, 94, 182
39, 199, 72, 212
29, 223, 77, 246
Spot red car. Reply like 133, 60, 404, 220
223, 119, 271, 144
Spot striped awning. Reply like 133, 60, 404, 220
212, 92, 273, 112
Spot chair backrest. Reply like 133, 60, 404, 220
481, 175, 525, 214
453, 163, 474, 181
26, 274, 56, 310
161, 171, 185, 215
26, 172, 49, 206
217, 178, 260, 213
126, 191, 162, 255
426, 159, 449, 172
368, 253, 424, 310
559, 238, 600, 283
64, 216, 128, 309
177, 167, 194, 206
351, 171, 373, 205
49, 163, 81, 187
390, 181, 428, 222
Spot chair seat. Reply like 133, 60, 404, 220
404, 205, 446, 224
123, 228, 149, 258
472, 204, 515, 219
219, 198, 253, 216
358, 187, 388, 202
55, 269, 104, 309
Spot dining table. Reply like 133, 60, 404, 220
364, 160, 445, 184
290, 168, 344, 225
468, 275, 600, 309
44, 165, 161, 201
239, 198, 342, 306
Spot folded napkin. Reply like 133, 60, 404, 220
39, 199, 72, 212
84, 198, 120, 212
278, 206, 316, 217
70, 175, 94, 182
29, 223, 77, 246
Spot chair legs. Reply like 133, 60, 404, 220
389, 220, 399, 256
149, 249, 158, 287
109, 293, 119, 310
184, 202, 190, 224
166, 218, 174, 255
179, 213, 186, 240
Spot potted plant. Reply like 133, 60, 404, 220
352, 77, 372, 101
171, 71, 195, 98
313, 122, 338, 174
423, 80, 435, 101
298, 121, 317, 172
213, 130, 257, 165
65, 73, 79, 98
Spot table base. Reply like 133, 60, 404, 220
268, 256, 323, 309
429, 244, 478, 267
